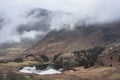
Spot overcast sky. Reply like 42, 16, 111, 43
0, 0, 120, 43
1, 0, 120, 22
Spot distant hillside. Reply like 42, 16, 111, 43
0, 8, 74, 55
25, 21, 120, 57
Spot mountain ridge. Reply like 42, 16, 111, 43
24, 21, 120, 57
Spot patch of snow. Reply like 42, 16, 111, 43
19, 66, 61, 75
38, 68, 61, 75
19, 66, 37, 74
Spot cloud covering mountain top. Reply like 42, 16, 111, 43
0, 0, 120, 43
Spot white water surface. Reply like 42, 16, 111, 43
19, 66, 61, 75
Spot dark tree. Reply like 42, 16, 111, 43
39, 54, 49, 62
118, 56, 120, 62
53, 53, 62, 63
99, 60, 104, 66
14, 58, 23, 62
81, 58, 85, 66
110, 64, 113, 67
89, 58, 95, 67
84, 59, 89, 68
62, 59, 72, 70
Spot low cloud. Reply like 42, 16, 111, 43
0, 0, 120, 43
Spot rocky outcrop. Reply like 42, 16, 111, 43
53, 47, 105, 69
98, 43, 120, 67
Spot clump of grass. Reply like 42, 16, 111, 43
110, 74, 120, 79
0, 61, 39, 67
7, 48, 24, 54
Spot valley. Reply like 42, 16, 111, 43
0, 22, 120, 80
0, 2, 120, 80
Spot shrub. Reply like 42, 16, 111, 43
110, 64, 113, 67
62, 59, 72, 70
35, 64, 48, 70
39, 54, 49, 62
0, 59, 8, 63
35, 56, 44, 64
118, 56, 120, 62
89, 58, 95, 67
99, 60, 104, 66
84, 59, 89, 68
14, 58, 23, 62
53, 53, 62, 63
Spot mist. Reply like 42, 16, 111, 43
0, 0, 120, 43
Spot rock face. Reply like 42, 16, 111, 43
25, 21, 120, 57
98, 43, 120, 67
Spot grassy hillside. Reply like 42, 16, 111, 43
0, 47, 25, 56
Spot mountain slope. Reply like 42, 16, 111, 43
0, 8, 50, 55
0, 8, 75, 49
25, 21, 120, 56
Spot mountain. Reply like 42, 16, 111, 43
17, 8, 52, 34
0, 8, 120, 64
24, 21, 120, 57
0, 8, 74, 55
0, 8, 51, 55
